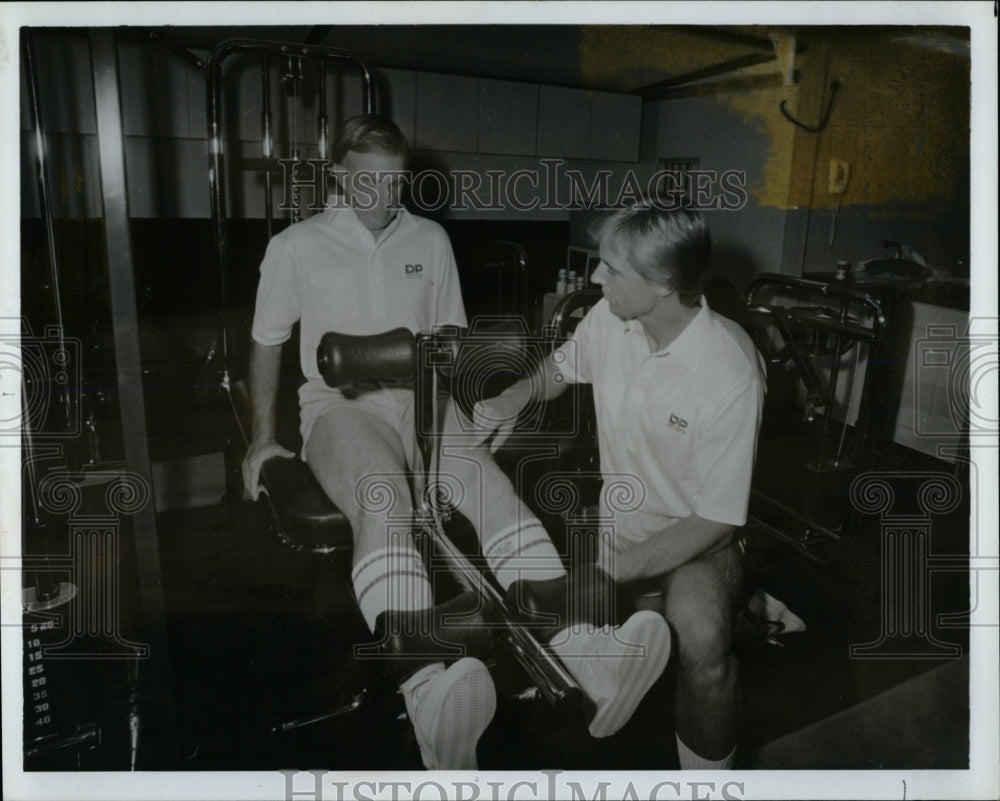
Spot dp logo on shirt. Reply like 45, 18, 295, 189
668, 413, 688, 434
405, 263, 423, 278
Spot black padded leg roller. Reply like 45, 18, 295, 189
504, 563, 619, 643
373, 591, 493, 684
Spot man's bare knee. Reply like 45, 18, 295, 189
665, 599, 732, 670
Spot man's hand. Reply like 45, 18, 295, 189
470, 392, 524, 453
242, 438, 295, 500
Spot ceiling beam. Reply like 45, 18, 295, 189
675, 26, 778, 52
637, 52, 777, 99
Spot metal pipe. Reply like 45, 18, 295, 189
813, 297, 850, 470
261, 54, 274, 239
22, 29, 74, 438
549, 288, 604, 336
206, 49, 231, 371
639, 52, 777, 99
24, 724, 100, 760
492, 240, 529, 316
424, 513, 584, 708
89, 27, 177, 761
317, 58, 329, 160
207, 38, 374, 375
22, 28, 77, 601
22, 381, 62, 601
746, 273, 886, 327
746, 272, 898, 471
21, 381, 42, 526
286, 56, 302, 223
834, 342, 863, 463
411, 336, 431, 509
411, 334, 584, 710
22, 29, 66, 339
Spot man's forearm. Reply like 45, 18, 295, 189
499, 352, 569, 410
610, 515, 735, 583
247, 340, 283, 441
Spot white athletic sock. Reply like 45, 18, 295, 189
482, 520, 565, 590
351, 543, 434, 632
676, 734, 737, 770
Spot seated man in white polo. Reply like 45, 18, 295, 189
243, 115, 671, 770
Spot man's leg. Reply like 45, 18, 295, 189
439, 403, 670, 738
439, 399, 566, 585
307, 405, 413, 567
306, 405, 495, 769
661, 539, 744, 768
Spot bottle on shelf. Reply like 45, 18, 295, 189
556, 268, 568, 295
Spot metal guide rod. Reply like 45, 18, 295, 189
22, 28, 75, 441
21, 381, 41, 525
286, 55, 302, 223
549, 288, 604, 336
21, 378, 62, 600
413, 336, 583, 708
207, 38, 375, 371
834, 344, 864, 461
746, 273, 887, 327
261, 54, 273, 239
89, 28, 177, 761
746, 272, 894, 468
815, 296, 850, 469
206, 50, 232, 371
22, 29, 66, 340
420, 510, 583, 707
317, 58, 329, 160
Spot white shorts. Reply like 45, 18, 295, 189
595, 500, 683, 572
299, 383, 416, 466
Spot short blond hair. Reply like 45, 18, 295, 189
591, 205, 711, 307
331, 114, 409, 165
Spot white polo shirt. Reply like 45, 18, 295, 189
251, 206, 467, 440
555, 298, 765, 544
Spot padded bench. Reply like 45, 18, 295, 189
227, 377, 353, 555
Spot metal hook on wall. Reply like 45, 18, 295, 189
780, 79, 842, 133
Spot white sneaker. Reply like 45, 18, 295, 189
551, 610, 671, 738
401, 658, 497, 769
